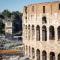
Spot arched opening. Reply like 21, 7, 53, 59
42, 51, 47, 60
25, 25, 27, 29
29, 46, 30, 57
49, 26, 55, 40
58, 53, 60, 60
57, 26, 60, 40
36, 25, 40, 41
42, 26, 47, 41
36, 49, 40, 60
42, 16, 47, 24
50, 52, 55, 60
25, 25, 27, 39
32, 48, 35, 59
32, 25, 35, 40
28, 25, 30, 40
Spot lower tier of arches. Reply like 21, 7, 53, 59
24, 46, 60, 60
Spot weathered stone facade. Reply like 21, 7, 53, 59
5, 19, 12, 35
23, 1, 60, 60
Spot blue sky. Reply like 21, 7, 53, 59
0, 0, 53, 12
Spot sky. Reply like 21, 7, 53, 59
0, 0, 56, 12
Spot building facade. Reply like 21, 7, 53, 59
5, 20, 12, 34
5, 18, 12, 37
23, 1, 60, 60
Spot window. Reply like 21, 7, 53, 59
32, 6, 34, 12
36, 25, 40, 41
59, 4, 60, 10
28, 25, 30, 40
50, 52, 55, 60
24, 6, 27, 13
42, 26, 47, 41
36, 49, 40, 60
43, 6, 45, 13
25, 16, 27, 19
25, 25, 27, 39
57, 26, 60, 40
32, 48, 35, 59
32, 25, 35, 40
49, 26, 55, 40
58, 53, 60, 60
29, 46, 30, 57
42, 16, 47, 24
42, 51, 47, 60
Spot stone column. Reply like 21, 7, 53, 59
33, 49, 36, 60
55, 53, 58, 60
40, 26, 42, 42
30, 25, 31, 41
55, 27, 58, 43
40, 50, 42, 60
34, 25, 36, 41
47, 26, 49, 42
30, 47, 32, 60
27, 46, 30, 57
25, 45, 27, 56
47, 52, 49, 60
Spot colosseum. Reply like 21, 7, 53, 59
23, 1, 60, 60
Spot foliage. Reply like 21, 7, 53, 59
0, 14, 5, 35
12, 11, 22, 34
2, 10, 11, 18
0, 10, 22, 35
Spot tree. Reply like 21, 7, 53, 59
0, 14, 5, 35
12, 11, 22, 35
0, 10, 22, 35
2, 10, 11, 18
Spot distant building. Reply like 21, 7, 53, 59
5, 17, 12, 38
23, 1, 60, 60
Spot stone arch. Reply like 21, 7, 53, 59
57, 26, 60, 40
42, 25, 47, 41
28, 25, 30, 40
36, 49, 40, 60
36, 25, 40, 41
28, 25, 30, 30
25, 25, 27, 38
50, 52, 55, 60
42, 16, 47, 24
32, 25, 35, 39
58, 53, 60, 60
32, 48, 35, 59
42, 50, 47, 60
29, 46, 30, 57
49, 26, 55, 40
25, 25, 27, 29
